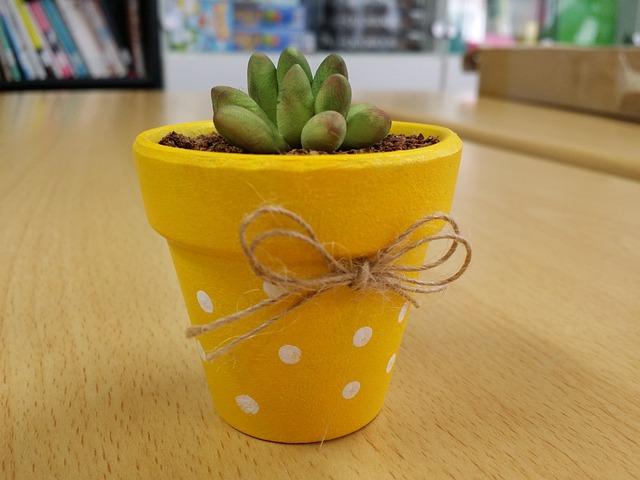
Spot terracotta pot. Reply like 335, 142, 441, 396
133, 120, 462, 443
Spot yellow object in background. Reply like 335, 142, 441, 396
134, 120, 462, 443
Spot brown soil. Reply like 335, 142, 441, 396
158, 131, 439, 154
158, 131, 244, 153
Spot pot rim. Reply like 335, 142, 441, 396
133, 120, 461, 172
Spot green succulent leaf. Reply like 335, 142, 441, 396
211, 86, 274, 128
276, 47, 313, 88
314, 73, 351, 117
247, 53, 278, 124
276, 64, 314, 148
342, 103, 391, 149
312, 53, 348, 97
301, 111, 347, 152
214, 105, 289, 154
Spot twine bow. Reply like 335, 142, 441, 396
186, 205, 472, 361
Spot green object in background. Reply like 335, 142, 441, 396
556, 0, 617, 46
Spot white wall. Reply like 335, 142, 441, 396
164, 52, 478, 94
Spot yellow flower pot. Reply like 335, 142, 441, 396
133, 120, 462, 443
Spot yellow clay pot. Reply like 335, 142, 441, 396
133, 120, 462, 443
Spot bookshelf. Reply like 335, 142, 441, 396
0, 0, 162, 91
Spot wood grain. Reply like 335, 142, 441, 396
361, 90, 640, 180
1, 91, 639, 479
477, 47, 640, 122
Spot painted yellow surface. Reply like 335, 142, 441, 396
133, 121, 462, 442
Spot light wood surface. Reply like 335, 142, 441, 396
477, 47, 640, 122
362, 91, 640, 180
2, 91, 640, 480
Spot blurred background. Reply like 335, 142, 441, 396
158, 0, 640, 96
1, 0, 639, 118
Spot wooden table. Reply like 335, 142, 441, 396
363, 91, 640, 180
2, 91, 639, 479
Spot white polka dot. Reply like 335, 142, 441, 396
342, 381, 361, 400
235, 394, 259, 415
386, 353, 397, 373
278, 344, 301, 364
398, 303, 409, 323
353, 326, 373, 347
263, 281, 286, 299
196, 290, 214, 313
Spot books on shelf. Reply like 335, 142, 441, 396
18, 0, 56, 78
0, 0, 146, 83
81, 0, 128, 77
29, 0, 73, 78
41, 0, 89, 78
1, 0, 40, 79
0, 4, 21, 80
57, 0, 108, 77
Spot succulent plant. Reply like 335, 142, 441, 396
342, 103, 392, 149
277, 64, 314, 147
211, 48, 391, 154
247, 53, 278, 124
311, 53, 348, 97
301, 111, 346, 152
315, 73, 351, 117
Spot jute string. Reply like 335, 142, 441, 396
186, 205, 472, 361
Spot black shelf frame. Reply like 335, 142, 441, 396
0, 77, 161, 91
0, 0, 163, 91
